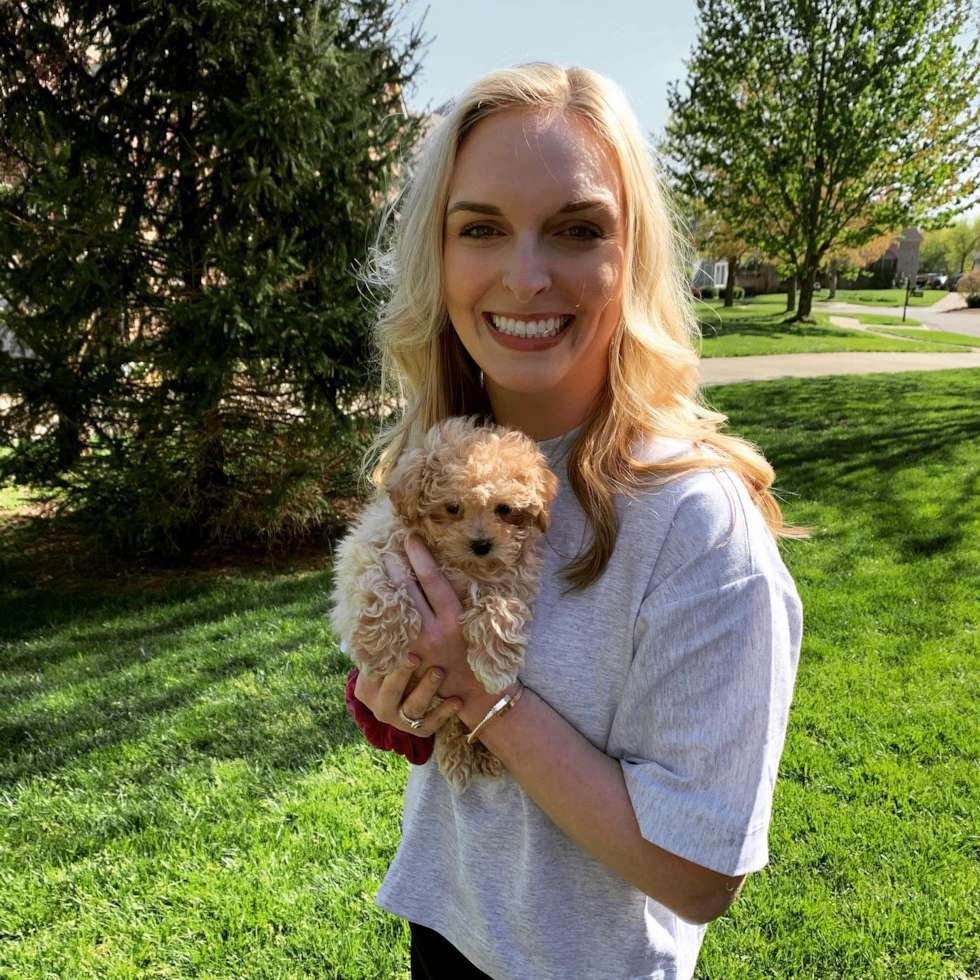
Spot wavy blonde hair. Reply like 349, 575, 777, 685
362, 62, 808, 592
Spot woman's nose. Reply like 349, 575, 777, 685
501, 238, 551, 302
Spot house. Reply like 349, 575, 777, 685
692, 227, 924, 292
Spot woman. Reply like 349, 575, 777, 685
348, 63, 805, 980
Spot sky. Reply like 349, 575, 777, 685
398, 0, 979, 222
399, 0, 700, 141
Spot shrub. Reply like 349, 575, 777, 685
702, 285, 717, 299
733, 286, 745, 300
957, 270, 980, 306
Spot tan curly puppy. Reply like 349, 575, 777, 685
331, 416, 559, 792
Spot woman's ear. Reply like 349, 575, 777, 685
387, 448, 428, 524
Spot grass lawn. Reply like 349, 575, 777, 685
695, 299, 965, 357
2, 369, 980, 978
811, 288, 949, 307
867, 328, 980, 349
829, 312, 923, 327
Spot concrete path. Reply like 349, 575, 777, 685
816, 293, 980, 339
700, 350, 980, 386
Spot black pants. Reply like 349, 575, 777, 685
409, 921, 494, 980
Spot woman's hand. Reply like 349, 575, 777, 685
382, 534, 488, 706
353, 656, 461, 736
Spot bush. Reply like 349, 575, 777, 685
742, 285, 758, 297
702, 286, 717, 299
733, 286, 745, 300
957, 270, 980, 305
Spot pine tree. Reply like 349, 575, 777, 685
0, 0, 424, 555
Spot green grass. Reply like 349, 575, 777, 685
811, 288, 949, 307
868, 328, 980, 349
829, 312, 923, 327
2, 369, 980, 978
695, 302, 964, 357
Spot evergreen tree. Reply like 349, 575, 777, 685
661, 0, 980, 320
0, 0, 424, 555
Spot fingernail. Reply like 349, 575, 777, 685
432, 668, 444, 680
451, 702, 461, 712
406, 654, 420, 667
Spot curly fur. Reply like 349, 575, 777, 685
331, 416, 559, 792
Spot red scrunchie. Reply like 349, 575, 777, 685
345, 668, 435, 765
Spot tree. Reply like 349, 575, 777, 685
661, 0, 980, 320
822, 228, 900, 296
919, 216, 980, 275
0, 0, 424, 556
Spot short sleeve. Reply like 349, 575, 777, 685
607, 471, 804, 877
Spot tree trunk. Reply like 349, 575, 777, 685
723, 255, 739, 307
796, 261, 822, 319
828, 260, 838, 299
785, 277, 797, 313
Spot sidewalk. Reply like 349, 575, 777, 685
816, 292, 980, 339
700, 350, 980, 386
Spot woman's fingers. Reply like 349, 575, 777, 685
369, 658, 460, 736
405, 535, 463, 622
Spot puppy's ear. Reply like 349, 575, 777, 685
533, 469, 559, 533
387, 447, 429, 524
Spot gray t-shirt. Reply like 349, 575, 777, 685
375, 428, 804, 980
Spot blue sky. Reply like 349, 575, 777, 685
398, 0, 979, 222
399, 0, 700, 140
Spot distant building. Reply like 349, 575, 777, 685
692, 227, 924, 292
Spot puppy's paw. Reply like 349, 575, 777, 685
349, 563, 423, 676
459, 595, 529, 694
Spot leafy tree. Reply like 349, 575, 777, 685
661, 0, 980, 320
919, 216, 980, 276
822, 229, 900, 296
0, 0, 424, 556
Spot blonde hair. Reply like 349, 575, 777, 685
362, 62, 808, 592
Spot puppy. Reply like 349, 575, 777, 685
331, 416, 559, 792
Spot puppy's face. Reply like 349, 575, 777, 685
388, 420, 558, 572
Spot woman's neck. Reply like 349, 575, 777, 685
486, 379, 597, 442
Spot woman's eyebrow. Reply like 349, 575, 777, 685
445, 198, 619, 218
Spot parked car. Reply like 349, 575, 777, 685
916, 272, 947, 288
946, 272, 965, 291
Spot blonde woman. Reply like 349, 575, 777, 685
347, 63, 805, 980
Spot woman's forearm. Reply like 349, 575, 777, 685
456, 686, 743, 925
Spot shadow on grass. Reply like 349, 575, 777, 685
0, 568, 359, 801
709, 369, 980, 578
697, 310, 843, 340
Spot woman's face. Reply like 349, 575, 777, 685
443, 108, 625, 432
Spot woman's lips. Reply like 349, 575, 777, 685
482, 312, 574, 351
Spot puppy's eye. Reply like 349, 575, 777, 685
446, 504, 460, 515
495, 504, 511, 516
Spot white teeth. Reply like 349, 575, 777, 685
490, 314, 570, 338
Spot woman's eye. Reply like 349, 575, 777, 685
495, 503, 511, 516
563, 224, 602, 240
446, 504, 460, 515
459, 223, 499, 239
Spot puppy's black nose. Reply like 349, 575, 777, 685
470, 538, 493, 556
